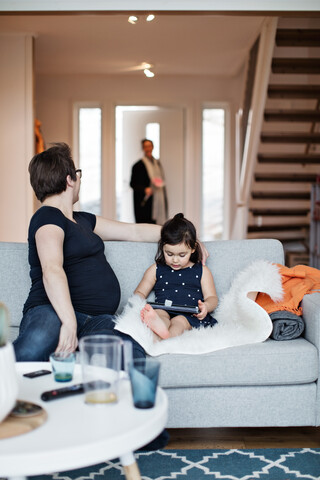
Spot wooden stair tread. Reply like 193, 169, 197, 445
248, 224, 309, 232
272, 58, 320, 74
268, 85, 320, 99
251, 191, 310, 200
247, 233, 308, 243
276, 29, 320, 47
255, 173, 318, 182
250, 208, 309, 216
261, 132, 320, 143
258, 154, 320, 164
264, 110, 320, 122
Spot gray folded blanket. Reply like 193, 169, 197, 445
269, 310, 305, 341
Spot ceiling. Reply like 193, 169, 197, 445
0, 14, 265, 76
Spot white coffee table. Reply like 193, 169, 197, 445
0, 362, 168, 480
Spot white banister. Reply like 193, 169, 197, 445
231, 17, 278, 239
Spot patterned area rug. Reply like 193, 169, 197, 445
29, 448, 320, 480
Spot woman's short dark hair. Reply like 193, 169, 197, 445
28, 143, 77, 202
141, 138, 153, 149
155, 213, 202, 265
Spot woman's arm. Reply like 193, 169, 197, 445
196, 265, 219, 320
94, 217, 161, 242
35, 224, 78, 353
134, 264, 157, 299
94, 217, 209, 265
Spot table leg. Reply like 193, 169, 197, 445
120, 452, 141, 480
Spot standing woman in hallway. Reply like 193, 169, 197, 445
130, 139, 168, 224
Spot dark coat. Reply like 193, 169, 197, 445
130, 159, 168, 224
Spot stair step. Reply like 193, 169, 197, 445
250, 198, 310, 208
276, 29, 320, 47
251, 191, 310, 200
261, 132, 320, 143
252, 181, 311, 192
255, 173, 318, 182
247, 231, 307, 243
255, 162, 320, 175
268, 85, 320, 99
250, 208, 309, 216
248, 223, 309, 232
272, 58, 320, 74
264, 109, 320, 122
258, 154, 320, 164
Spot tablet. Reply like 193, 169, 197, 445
148, 302, 199, 314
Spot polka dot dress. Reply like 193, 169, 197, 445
154, 262, 217, 328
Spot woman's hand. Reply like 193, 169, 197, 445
195, 299, 208, 321
55, 321, 78, 353
145, 186, 153, 197
198, 241, 209, 265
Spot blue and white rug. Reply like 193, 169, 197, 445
30, 448, 320, 480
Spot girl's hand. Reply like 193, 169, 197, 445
195, 299, 208, 321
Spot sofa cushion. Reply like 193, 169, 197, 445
157, 338, 318, 388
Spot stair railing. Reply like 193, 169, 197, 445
231, 17, 278, 239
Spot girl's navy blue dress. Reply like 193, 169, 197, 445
154, 262, 217, 328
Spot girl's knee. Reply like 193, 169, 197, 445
171, 315, 191, 330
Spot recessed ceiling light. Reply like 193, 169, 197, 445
142, 62, 152, 70
146, 14, 155, 22
144, 68, 155, 78
128, 16, 138, 24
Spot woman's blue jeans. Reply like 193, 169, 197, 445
13, 304, 145, 362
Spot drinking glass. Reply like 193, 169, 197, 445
128, 357, 160, 409
79, 335, 122, 404
49, 352, 76, 382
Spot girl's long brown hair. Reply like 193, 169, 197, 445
155, 213, 202, 265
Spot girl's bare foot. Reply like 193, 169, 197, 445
141, 304, 170, 339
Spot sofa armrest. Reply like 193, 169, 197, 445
302, 292, 320, 349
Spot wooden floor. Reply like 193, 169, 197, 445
166, 427, 320, 449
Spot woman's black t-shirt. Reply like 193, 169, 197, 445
23, 206, 120, 315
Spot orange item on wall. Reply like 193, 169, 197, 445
256, 263, 320, 316
35, 119, 46, 154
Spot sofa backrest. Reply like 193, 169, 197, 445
0, 239, 284, 339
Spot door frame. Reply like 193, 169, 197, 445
112, 101, 188, 221
200, 101, 231, 240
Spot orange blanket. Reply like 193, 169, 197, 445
256, 264, 320, 315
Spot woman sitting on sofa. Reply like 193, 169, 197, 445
13, 142, 165, 362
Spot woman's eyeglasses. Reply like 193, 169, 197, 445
75, 169, 82, 179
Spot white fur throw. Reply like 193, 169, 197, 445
114, 260, 283, 356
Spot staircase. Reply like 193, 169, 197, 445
247, 18, 320, 265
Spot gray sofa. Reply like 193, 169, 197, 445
1, 239, 319, 428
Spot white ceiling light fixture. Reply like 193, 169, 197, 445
128, 15, 138, 25
146, 14, 155, 22
144, 68, 155, 78
142, 63, 155, 77
142, 62, 152, 70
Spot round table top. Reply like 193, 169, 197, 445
0, 362, 168, 477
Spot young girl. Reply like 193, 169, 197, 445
134, 213, 218, 340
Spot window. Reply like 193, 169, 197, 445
77, 107, 102, 215
146, 122, 160, 158
202, 108, 225, 240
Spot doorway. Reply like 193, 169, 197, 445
115, 106, 185, 223
202, 107, 225, 240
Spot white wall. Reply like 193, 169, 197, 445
35, 72, 245, 235
0, 35, 34, 242
2, 0, 319, 12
